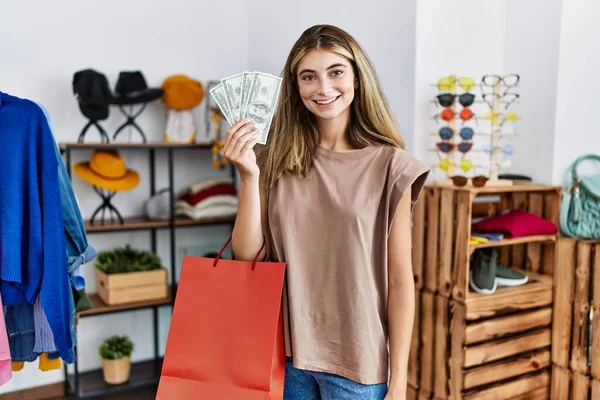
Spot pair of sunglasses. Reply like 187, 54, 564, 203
439, 127, 474, 141
436, 141, 473, 154
436, 93, 475, 108
482, 74, 520, 88
483, 143, 514, 155
483, 109, 518, 126
482, 92, 520, 110
436, 108, 474, 122
437, 158, 475, 173
438, 76, 475, 92
451, 175, 489, 187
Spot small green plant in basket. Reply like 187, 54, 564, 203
96, 245, 162, 274
99, 335, 134, 385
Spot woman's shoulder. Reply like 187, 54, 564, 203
377, 145, 431, 176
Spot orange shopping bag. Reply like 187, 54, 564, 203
156, 237, 287, 399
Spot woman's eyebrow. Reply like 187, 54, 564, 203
298, 63, 347, 75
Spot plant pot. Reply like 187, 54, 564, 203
101, 356, 131, 385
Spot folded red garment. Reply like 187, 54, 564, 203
472, 209, 557, 238
179, 183, 237, 206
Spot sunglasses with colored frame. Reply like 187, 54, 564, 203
482, 92, 520, 110
435, 158, 483, 173
434, 108, 475, 123
482, 109, 519, 126
483, 143, 514, 155
481, 74, 520, 96
450, 175, 489, 187
437, 76, 476, 92
438, 127, 474, 141
436, 141, 473, 154
436, 93, 476, 108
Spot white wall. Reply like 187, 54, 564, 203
551, 0, 600, 185
503, 0, 563, 184
413, 0, 507, 180
247, 0, 418, 151
0, 0, 247, 394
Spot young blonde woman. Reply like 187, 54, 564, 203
224, 24, 430, 400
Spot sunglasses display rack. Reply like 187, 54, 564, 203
431, 74, 520, 188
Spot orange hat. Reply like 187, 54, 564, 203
73, 150, 139, 191
161, 74, 205, 110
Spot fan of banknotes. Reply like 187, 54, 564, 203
209, 71, 282, 145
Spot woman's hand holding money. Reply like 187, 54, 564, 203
223, 119, 260, 179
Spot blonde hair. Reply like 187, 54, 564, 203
257, 24, 405, 190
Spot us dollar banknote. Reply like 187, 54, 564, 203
243, 72, 282, 145
221, 72, 245, 122
239, 71, 254, 120
209, 83, 233, 125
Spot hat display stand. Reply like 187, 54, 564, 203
72, 149, 140, 226
112, 103, 148, 143
78, 119, 110, 144
72, 69, 113, 144
89, 186, 124, 225
110, 71, 164, 143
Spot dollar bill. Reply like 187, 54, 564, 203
221, 72, 245, 122
239, 71, 255, 120
244, 71, 282, 145
209, 83, 234, 125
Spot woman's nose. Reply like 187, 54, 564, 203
316, 80, 330, 96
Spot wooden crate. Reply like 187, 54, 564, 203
551, 238, 600, 399
413, 184, 561, 399
96, 268, 168, 305
551, 365, 600, 399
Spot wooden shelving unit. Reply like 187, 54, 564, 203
60, 141, 236, 400
84, 215, 236, 233
408, 183, 560, 400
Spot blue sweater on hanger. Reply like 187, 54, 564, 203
0, 91, 73, 362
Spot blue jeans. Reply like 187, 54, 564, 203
283, 358, 388, 400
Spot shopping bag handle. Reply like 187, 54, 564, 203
213, 235, 266, 271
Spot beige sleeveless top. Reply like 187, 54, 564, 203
266, 144, 430, 384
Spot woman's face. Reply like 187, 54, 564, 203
296, 49, 356, 123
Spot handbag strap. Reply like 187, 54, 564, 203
213, 235, 267, 271
571, 154, 600, 181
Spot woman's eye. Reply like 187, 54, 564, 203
330, 70, 344, 77
301, 75, 316, 81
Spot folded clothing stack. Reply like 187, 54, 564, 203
472, 209, 557, 238
175, 178, 238, 220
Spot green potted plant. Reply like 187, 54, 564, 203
95, 245, 168, 305
99, 335, 134, 385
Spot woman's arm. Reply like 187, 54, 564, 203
231, 175, 267, 261
222, 119, 267, 261
386, 190, 414, 399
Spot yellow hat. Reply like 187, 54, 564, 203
161, 74, 205, 110
73, 150, 139, 191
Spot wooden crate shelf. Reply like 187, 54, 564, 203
408, 183, 560, 399
551, 238, 600, 399
551, 365, 600, 400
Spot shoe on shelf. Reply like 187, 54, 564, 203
496, 264, 528, 287
469, 248, 497, 295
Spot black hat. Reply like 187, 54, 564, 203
111, 71, 163, 105
72, 69, 113, 121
